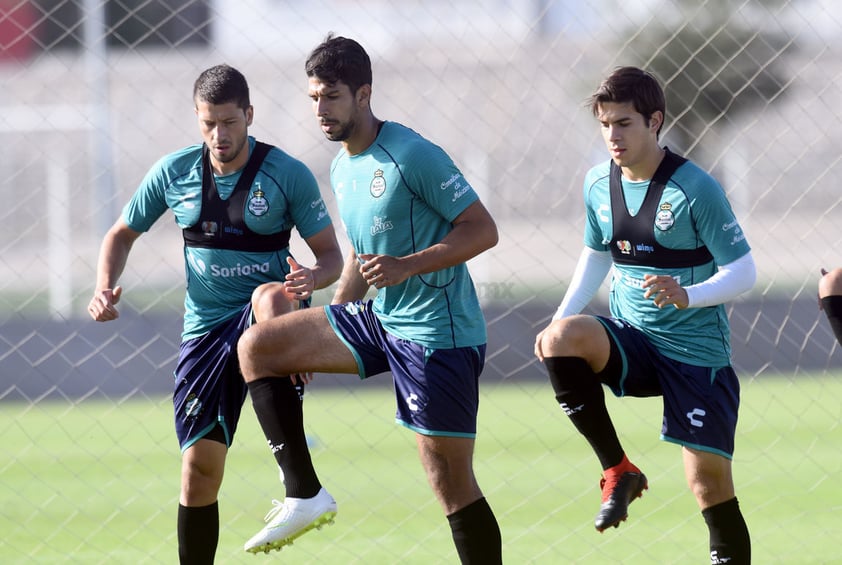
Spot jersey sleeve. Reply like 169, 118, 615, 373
257, 147, 333, 240
121, 155, 172, 233
582, 164, 611, 251
402, 139, 479, 222
283, 158, 333, 240
681, 171, 751, 265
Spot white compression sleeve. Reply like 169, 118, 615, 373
552, 247, 613, 321
684, 252, 757, 308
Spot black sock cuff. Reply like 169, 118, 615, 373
820, 295, 842, 310
543, 356, 595, 395
178, 501, 218, 513
446, 497, 491, 523
248, 375, 291, 392
702, 496, 740, 524
544, 356, 591, 378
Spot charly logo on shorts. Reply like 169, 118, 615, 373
655, 201, 675, 231
248, 184, 270, 216
184, 394, 203, 418
370, 169, 386, 198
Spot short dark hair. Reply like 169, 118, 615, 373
193, 64, 250, 110
305, 33, 372, 94
588, 66, 666, 134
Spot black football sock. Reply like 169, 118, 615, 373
702, 497, 751, 564
177, 502, 218, 565
821, 296, 842, 346
248, 377, 321, 498
447, 497, 502, 564
544, 356, 624, 470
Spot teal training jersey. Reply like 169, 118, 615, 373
330, 121, 485, 349
582, 156, 751, 367
123, 137, 332, 340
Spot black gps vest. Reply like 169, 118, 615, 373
182, 142, 291, 252
609, 148, 713, 269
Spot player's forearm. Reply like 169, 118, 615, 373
401, 208, 498, 277
94, 227, 135, 291
303, 225, 344, 291
310, 248, 344, 290
684, 252, 756, 308
331, 251, 369, 304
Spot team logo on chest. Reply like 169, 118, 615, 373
655, 202, 675, 231
370, 169, 386, 198
248, 184, 270, 217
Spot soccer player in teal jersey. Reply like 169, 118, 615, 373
88, 64, 343, 564
327, 122, 488, 349
535, 67, 755, 564
238, 35, 502, 563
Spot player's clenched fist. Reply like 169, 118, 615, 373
88, 286, 123, 322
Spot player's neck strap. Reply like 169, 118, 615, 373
609, 147, 714, 269
183, 141, 291, 252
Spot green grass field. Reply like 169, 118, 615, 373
1, 377, 840, 564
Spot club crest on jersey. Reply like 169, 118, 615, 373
248, 184, 270, 216
616, 240, 632, 254
370, 169, 386, 198
655, 202, 675, 231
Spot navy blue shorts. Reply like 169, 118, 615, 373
173, 304, 252, 452
325, 300, 486, 438
596, 316, 741, 458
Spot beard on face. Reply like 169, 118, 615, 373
322, 117, 355, 142
215, 136, 247, 163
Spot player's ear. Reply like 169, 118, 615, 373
245, 105, 254, 126
356, 84, 372, 108
649, 110, 664, 134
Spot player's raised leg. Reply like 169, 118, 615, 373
537, 314, 647, 532
240, 305, 356, 553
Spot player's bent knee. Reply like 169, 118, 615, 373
819, 267, 842, 297
251, 282, 294, 321
236, 326, 264, 381
542, 315, 599, 357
